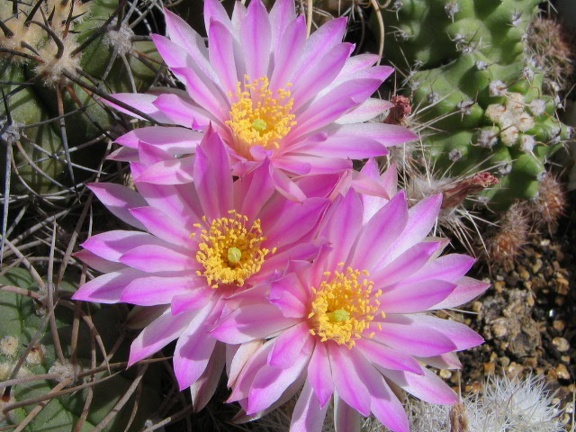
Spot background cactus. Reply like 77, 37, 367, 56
0, 266, 164, 431
0, 0, 162, 208
375, 0, 572, 210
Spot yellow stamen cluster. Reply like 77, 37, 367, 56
194, 210, 274, 288
226, 76, 296, 158
308, 266, 384, 349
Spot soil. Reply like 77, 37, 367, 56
447, 191, 576, 429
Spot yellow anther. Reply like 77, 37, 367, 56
194, 211, 272, 288
226, 76, 296, 158
308, 267, 382, 348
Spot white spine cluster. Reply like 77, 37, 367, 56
405, 374, 565, 432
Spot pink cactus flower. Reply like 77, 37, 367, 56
73, 130, 330, 409
213, 172, 490, 432
108, 0, 417, 199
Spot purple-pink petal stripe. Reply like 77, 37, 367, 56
329, 345, 372, 416
194, 130, 233, 220
334, 394, 362, 432
88, 183, 148, 230
120, 244, 195, 273
173, 304, 218, 390
81, 230, 153, 262
268, 322, 311, 368
241, 0, 271, 79
291, 379, 330, 432
379, 367, 459, 405
128, 308, 194, 366
307, 340, 334, 408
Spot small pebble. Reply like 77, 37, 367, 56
494, 280, 505, 292
556, 364, 570, 380
492, 323, 508, 338
507, 363, 524, 377
552, 337, 570, 352
552, 320, 566, 331
484, 363, 496, 375
439, 369, 452, 379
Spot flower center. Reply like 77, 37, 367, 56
226, 76, 296, 158
308, 266, 384, 348
194, 211, 274, 288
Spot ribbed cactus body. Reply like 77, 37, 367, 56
0, 268, 161, 431
1, 0, 160, 199
381, 0, 571, 209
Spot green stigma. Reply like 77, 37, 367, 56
327, 309, 350, 323
227, 247, 242, 265
251, 118, 267, 132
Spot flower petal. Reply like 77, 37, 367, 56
291, 43, 354, 107
88, 183, 147, 230
153, 93, 213, 129
208, 19, 240, 95
130, 206, 193, 248
371, 242, 442, 288
349, 192, 408, 271
381, 279, 457, 313
194, 130, 234, 219
212, 303, 296, 344
269, 15, 307, 90
105, 92, 173, 123
74, 249, 124, 273
128, 308, 194, 365
291, 379, 330, 432
163, 9, 214, 77
241, 0, 271, 79
81, 230, 153, 262
320, 191, 363, 269
334, 394, 362, 432
329, 345, 371, 416
401, 314, 485, 351
120, 244, 195, 273
190, 342, 226, 411
120, 275, 205, 306
307, 340, 334, 407
234, 160, 276, 220
268, 322, 311, 368
379, 194, 443, 265
135, 157, 196, 185
247, 337, 312, 414
72, 268, 140, 303
355, 338, 423, 375
380, 367, 459, 405
432, 276, 490, 309
367, 375, 410, 432
173, 303, 218, 390
269, 272, 308, 318
337, 98, 394, 123
372, 315, 457, 357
